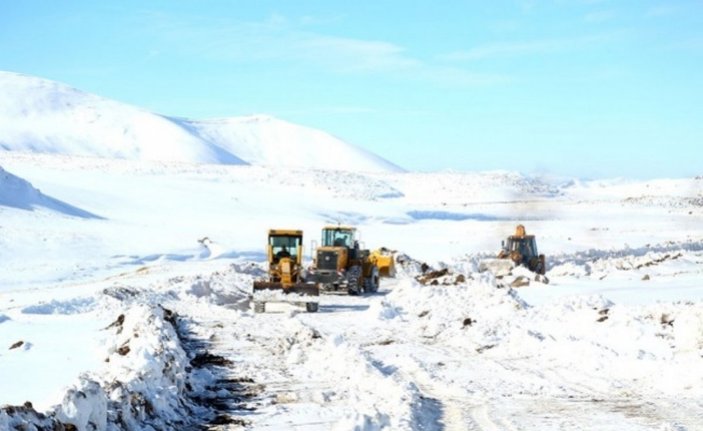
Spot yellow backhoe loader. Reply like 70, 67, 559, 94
252, 229, 319, 312
479, 224, 547, 276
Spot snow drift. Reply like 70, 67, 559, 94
0, 304, 212, 431
0, 165, 101, 218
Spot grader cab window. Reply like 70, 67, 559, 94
322, 229, 354, 248
270, 235, 301, 259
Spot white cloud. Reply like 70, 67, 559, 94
293, 34, 420, 73
442, 39, 569, 61
441, 33, 617, 61
137, 11, 505, 87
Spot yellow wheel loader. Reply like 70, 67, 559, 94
307, 226, 379, 295
479, 224, 547, 276
252, 229, 320, 313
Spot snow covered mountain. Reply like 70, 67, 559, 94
0, 71, 402, 173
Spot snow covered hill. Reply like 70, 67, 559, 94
0, 71, 401, 173
0, 72, 239, 165
181, 115, 402, 173
0, 165, 99, 218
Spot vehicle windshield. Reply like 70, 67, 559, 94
321, 228, 354, 247
508, 238, 537, 257
270, 235, 301, 257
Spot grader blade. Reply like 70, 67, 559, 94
252, 281, 320, 298
252, 281, 320, 313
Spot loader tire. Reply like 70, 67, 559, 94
364, 266, 380, 293
305, 302, 319, 313
347, 266, 363, 295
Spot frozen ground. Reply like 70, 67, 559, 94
1, 151, 702, 430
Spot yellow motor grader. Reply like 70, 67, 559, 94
307, 225, 380, 294
252, 229, 320, 312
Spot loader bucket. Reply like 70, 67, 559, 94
478, 258, 515, 277
370, 249, 396, 277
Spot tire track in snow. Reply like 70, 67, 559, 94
170, 265, 703, 430
495, 358, 703, 429
183, 307, 345, 430
182, 295, 426, 430
363, 345, 504, 431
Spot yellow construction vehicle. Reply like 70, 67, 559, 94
252, 229, 319, 312
307, 225, 379, 294
480, 224, 546, 276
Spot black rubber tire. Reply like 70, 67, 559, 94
305, 302, 319, 313
346, 266, 363, 295
364, 266, 380, 293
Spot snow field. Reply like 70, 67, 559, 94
1, 148, 702, 429
2, 246, 702, 429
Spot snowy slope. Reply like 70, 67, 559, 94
0, 71, 401, 172
0, 165, 99, 218
0, 72, 242, 165
182, 115, 403, 172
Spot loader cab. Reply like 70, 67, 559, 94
504, 236, 539, 262
321, 227, 356, 249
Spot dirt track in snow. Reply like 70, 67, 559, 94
177, 274, 703, 431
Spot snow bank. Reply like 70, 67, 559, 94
0, 304, 207, 431
0, 404, 54, 430
167, 262, 260, 308
373, 267, 703, 399
548, 240, 703, 277
376, 277, 529, 348
0, 165, 42, 209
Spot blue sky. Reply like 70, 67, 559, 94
1, 1, 701, 178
